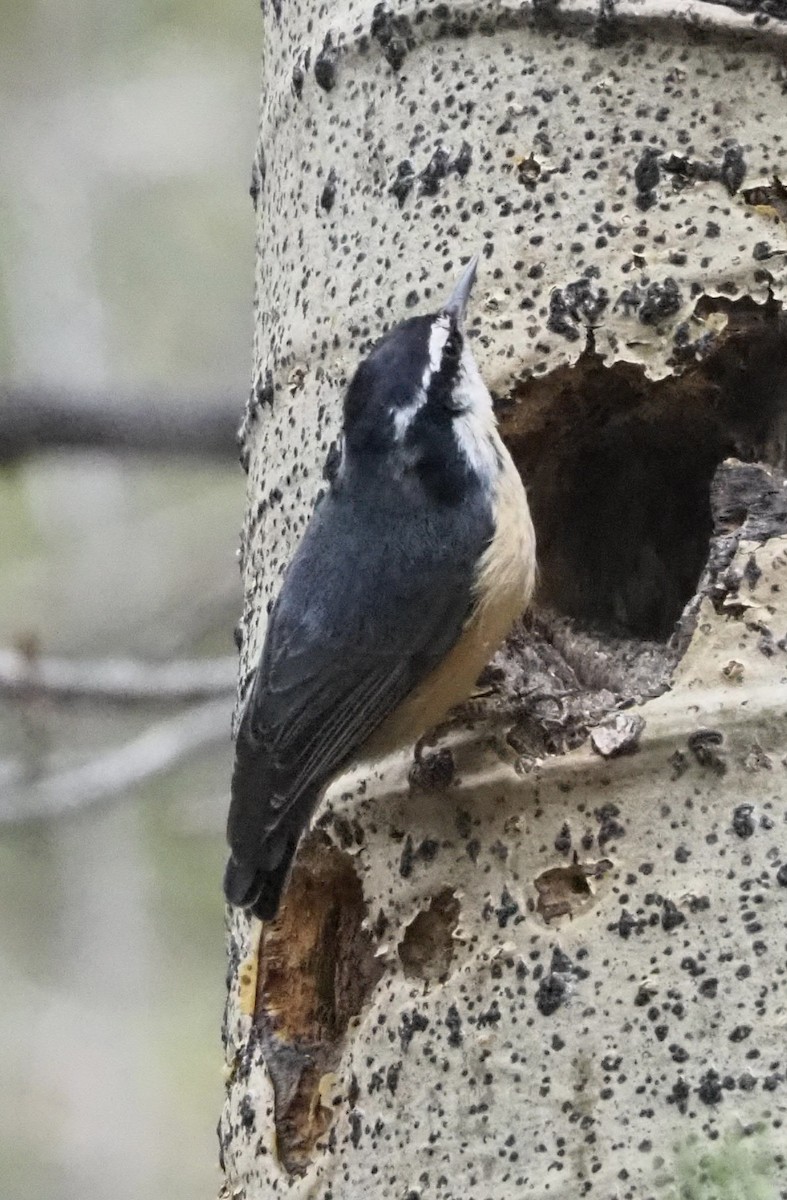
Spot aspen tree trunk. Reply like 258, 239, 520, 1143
221, 3, 787, 1196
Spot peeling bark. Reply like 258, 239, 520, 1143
398, 889, 461, 982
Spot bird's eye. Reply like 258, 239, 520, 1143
443, 327, 462, 365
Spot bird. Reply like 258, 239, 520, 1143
224, 257, 536, 920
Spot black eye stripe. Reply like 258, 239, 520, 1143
425, 323, 463, 409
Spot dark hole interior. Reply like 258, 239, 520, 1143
500, 303, 787, 641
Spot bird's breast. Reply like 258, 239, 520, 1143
366, 440, 535, 755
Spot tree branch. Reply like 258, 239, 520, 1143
0, 650, 237, 702
0, 698, 231, 825
0, 382, 242, 461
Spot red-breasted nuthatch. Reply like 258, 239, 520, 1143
224, 258, 536, 919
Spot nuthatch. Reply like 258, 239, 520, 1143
225, 258, 536, 919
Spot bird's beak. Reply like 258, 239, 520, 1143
441, 255, 478, 325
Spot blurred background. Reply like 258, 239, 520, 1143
0, 1, 259, 1196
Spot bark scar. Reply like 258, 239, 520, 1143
254, 833, 383, 1175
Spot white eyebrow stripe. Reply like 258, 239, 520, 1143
392, 315, 451, 441
426, 314, 450, 377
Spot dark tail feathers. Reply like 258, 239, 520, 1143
223, 838, 298, 922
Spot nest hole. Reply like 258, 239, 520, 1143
500, 301, 787, 642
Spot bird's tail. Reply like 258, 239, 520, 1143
223, 834, 299, 922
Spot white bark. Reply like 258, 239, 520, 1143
221, 2, 787, 1196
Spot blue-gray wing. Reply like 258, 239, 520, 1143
227, 484, 492, 867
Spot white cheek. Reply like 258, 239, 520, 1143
457, 349, 494, 417
453, 409, 499, 486
451, 350, 498, 485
